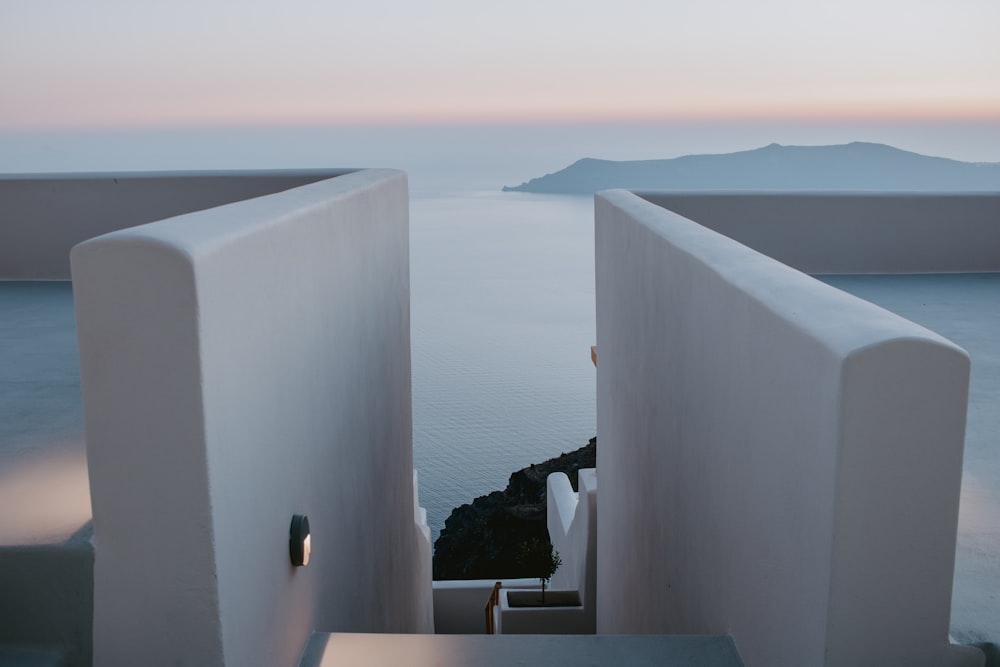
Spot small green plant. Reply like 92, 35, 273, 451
517, 537, 562, 603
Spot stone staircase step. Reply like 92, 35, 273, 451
299, 632, 744, 667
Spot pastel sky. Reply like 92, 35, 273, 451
2, 0, 998, 130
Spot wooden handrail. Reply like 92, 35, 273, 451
484, 581, 503, 634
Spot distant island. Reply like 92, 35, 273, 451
502, 142, 1000, 194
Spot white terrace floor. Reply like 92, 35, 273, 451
0, 274, 998, 643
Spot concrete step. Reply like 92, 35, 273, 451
299, 633, 744, 667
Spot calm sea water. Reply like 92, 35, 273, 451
410, 191, 596, 538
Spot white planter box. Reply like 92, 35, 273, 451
496, 589, 590, 634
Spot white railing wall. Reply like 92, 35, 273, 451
436, 470, 597, 636
638, 192, 1000, 274
1, 169, 351, 279
595, 190, 984, 667
72, 170, 431, 667
432, 579, 540, 634
413, 469, 435, 632
546, 469, 597, 632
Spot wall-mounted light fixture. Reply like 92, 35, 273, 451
290, 514, 311, 567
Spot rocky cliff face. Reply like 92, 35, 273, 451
432, 438, 595, 580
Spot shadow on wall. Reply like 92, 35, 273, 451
0, 530, 93, 667
0, 438, 94, 664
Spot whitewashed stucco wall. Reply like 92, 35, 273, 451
595, 191, 982, 667
1, 170, 349, 279
638, 192, 1000, 274
431, 579, 540, 634
72, 170, 431, 667
547, 469, 596, 632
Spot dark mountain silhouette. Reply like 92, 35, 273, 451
433, 438, 595, 580
502, 142, 1000, 194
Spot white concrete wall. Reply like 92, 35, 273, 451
72, 169, 431, 667
595, 190, 982, 667
413, 470, 435, 633
547, 469, 596, 632
1, 170, 350, 279
490, 469, 597, 635
638, 192, 1000, 274
432, 578, 539, 634
496, 590, 588, 634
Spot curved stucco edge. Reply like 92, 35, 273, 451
1, 169, 362, 280
594, 189, 980, 666
825, 338, 979, 667
596, 189, 965, 362
70, 168, 421, 666
70, 234, 223, 666
71, 169, 407, 268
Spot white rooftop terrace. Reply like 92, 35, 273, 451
6, 274, 994, 647
1, 175, 998, 666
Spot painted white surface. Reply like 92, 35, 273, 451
494, 471, 596, 635
413, 470, 435, 633
431, 578, 539, 634
546, 469, 596, 633
638, 192, 1000, 275
0, 170, 351, 279
595, 190, 983, 667
72, 169, 430, 667
495, 590, 588, 634
818, 273, 1000, 645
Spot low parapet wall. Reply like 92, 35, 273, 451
595, 190, 982, 667
432, 578, 540, 634
547, 469, 596, 633
0, 169, 352, 279
72, 169, 431, 667
638, 192, 1000, 274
